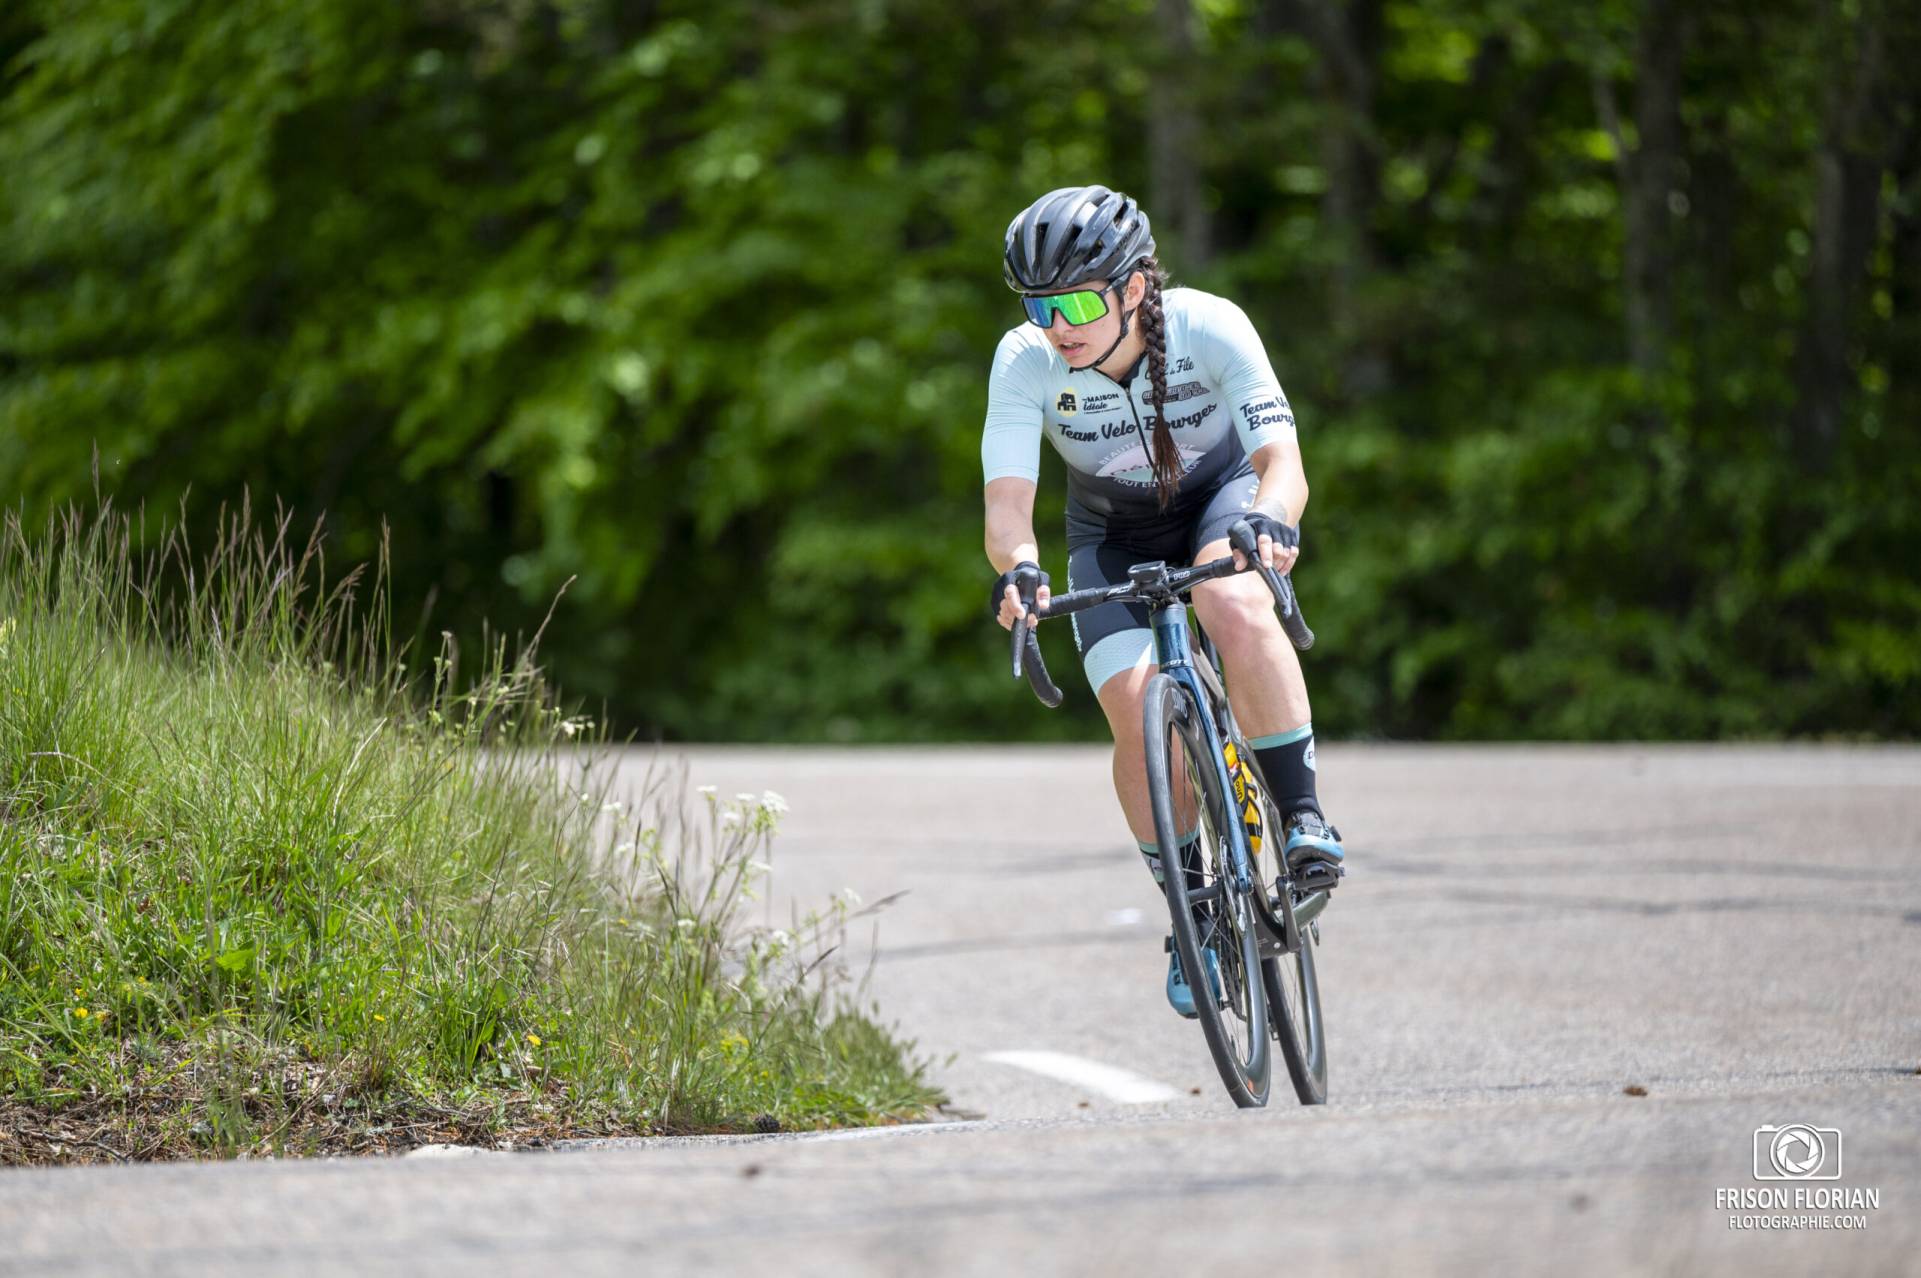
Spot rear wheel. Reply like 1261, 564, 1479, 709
1262, 906, 1327, 1105
1143, 674, 1269, 1108
1241, 785, 1328, 1105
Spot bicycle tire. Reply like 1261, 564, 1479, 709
1192, 625, 1329, 1105
1236, 775, 1328, 1107
1143, 673, 1270, 1108
1262, 911, 1327, 1105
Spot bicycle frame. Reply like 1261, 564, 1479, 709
1182, 617, 1334, 945
1008, 521, 1330, 942
1149, 599, 1256, 898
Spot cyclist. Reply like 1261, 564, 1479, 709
982, 184, 1345, 1019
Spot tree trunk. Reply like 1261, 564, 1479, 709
1884, 113, 1921, 433
1789, 6, 1897, 464
1265, 0, 1386, 396
1149, 0, 1212, 272
1593, 0, 1686, 381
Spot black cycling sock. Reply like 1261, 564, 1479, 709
1136, 832, 1204, 893
1177, 834, 1204, 896
1251, 724, 1319, 820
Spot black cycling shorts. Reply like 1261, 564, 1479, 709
1063, 459, 1258, 692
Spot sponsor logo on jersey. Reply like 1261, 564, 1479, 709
1164, 402, 1219, 431
1080, 390, 1122, 412
1162, 380, 1209, 402
1094, 442, 1203, 487
1172, 355, 1195, 373
1055, 390, 1078, 416
1239, 397, 1294, 431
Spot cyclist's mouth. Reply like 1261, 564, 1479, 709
1058, 339, 1088, 357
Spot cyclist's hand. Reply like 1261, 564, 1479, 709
1231, 511, 1300, 576
991, 563, 1050, 631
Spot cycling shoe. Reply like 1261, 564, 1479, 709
1165, 937, 1224, 1019
1283, 809, 1346, 892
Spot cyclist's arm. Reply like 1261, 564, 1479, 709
984, 477, 1041, 573
985, 478, 1051, 628
1247, 440, 1308, 527
980, 327, 1050, 579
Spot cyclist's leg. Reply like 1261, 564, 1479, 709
1187, 468, 1310, 745
1187, 471, 1343, 878
1065, 509, 1201, 883
1071, 537, 1217, 1014
1065, 534, 1159, 849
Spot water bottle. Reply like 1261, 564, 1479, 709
1222, 741, 1265, 857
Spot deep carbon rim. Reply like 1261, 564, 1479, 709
1149, 676, 1269, 1107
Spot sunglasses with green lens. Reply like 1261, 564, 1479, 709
1021, 281, 1119, 329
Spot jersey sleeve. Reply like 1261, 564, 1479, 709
1194, 295, 1298, 454
981, 329, 1045, 485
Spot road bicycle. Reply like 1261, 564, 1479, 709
1003, 520, 1330, 1107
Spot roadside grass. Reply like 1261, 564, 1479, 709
0, 498, 941, 1163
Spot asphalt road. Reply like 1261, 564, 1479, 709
4, 745, 1917, 1275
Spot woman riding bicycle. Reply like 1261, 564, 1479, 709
982, 184, 1346, 1018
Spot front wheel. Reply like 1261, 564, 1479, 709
1143, 674, 1270, 1108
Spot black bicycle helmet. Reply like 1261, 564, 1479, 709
1003, 185, 1156, 294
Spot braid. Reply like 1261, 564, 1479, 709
1136, 257, 1179, 510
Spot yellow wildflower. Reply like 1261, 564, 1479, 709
525, 1032, 542, 1047
373, 1013, 386, 1022
73, 1008, 89, 1019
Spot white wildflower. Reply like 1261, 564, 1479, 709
695, 784, 717, 797
600, 800, 624, 813
759, 790, 789, 815
735, 792, 756, 803
841, 887, 863, 906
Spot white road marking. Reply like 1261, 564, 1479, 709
982, 1050, 1179, 1104
798, 1121, 982, 1143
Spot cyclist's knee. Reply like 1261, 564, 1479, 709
1192, 578, 1275, 655
1096, 659, 1157, 745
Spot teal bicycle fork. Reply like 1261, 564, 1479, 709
1149, 599, 1256, 898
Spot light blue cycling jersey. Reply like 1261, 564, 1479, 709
980, 286, 1296, 518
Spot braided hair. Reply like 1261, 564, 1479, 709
1132, 257, 1180, 510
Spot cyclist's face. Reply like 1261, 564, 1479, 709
1036, 272, 1145, 368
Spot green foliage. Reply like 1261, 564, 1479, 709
0, 502, 939, 1159
1, 0, 1916, 741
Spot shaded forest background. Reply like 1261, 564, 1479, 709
3, 0, 1917, 741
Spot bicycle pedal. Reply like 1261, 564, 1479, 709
1295, 863, 1342, 893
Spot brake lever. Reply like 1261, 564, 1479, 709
1227, 519, 1315, 651
1009, 563, 1043, 680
